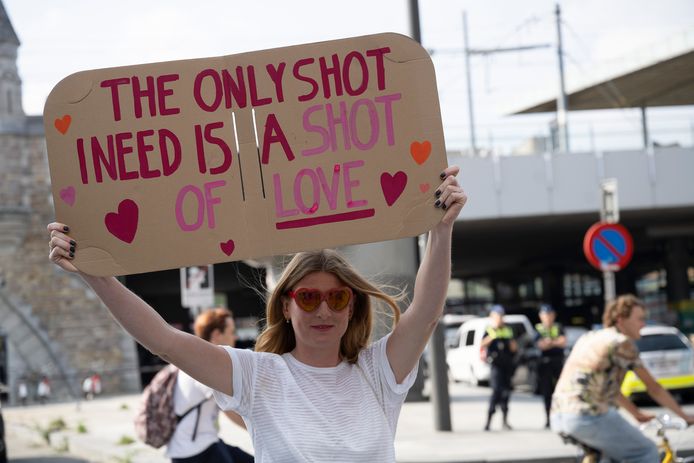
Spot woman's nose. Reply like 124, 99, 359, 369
315, 300, 331, 317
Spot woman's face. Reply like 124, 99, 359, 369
283, 271, 353, 353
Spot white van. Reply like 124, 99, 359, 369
446, 314, 538, 386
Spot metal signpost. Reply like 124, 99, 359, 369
583, 179, 634, 305
180, 265, 215, 316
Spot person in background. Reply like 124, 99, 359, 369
17, 379, 28, 406
167, 307, 253, 463
534, 304, 566, 429
0, 396, 6, 463
551, 294, 694, 463
91, 373, 102, 398
482, 304, 517, 431
36, 376, 51, 405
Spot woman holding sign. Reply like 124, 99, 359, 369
47, 166, 466, 462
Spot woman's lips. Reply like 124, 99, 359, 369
311, 325, 333, 331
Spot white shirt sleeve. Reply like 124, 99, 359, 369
212, 346, 258, 416
358, 334, 418, 408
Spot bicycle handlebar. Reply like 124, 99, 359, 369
639, 413, 689, 432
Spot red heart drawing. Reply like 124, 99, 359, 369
419, 183, 430, 193
104, 199, 139, 244
220, 240, 235, 256
54, 115, 72, 135
410, 140, 431, 165
380, 171, 407, 207
59, 186, 76, 206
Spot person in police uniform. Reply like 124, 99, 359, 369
535, 303, 566, 428
482, 304, 517, 431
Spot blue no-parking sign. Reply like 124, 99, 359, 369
583, 222, 634, 271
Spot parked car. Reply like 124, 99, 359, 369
443, 314, 478, 349
563, 326, 589, 355
446, 315, 538, 386
621, 325, 694, 400
421, 314, 477, 378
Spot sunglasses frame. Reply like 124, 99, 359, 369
287, 287, 353, 312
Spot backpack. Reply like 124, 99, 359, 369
134, 364, 208, 448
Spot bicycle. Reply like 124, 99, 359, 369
560, 413, 694, 463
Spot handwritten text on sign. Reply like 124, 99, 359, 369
45, 33, 447, 276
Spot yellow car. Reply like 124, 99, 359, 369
621, 325, 694, 399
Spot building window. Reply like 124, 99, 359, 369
563, 273, 602, 307
636, 269, 671, 325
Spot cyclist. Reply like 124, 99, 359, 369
550, 294, 694, 462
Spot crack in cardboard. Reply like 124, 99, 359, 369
68, 85, 93, 104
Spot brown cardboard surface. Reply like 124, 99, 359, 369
44, 33, 447, 276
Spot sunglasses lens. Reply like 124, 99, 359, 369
295, 289, 321, 311
328, 288, 350, 310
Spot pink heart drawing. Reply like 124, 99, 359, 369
380, 171, 407, 207
419, 183, 430, 193
104, 199, 139, 244
220, 240, 235, 256
59, 186, 76, 206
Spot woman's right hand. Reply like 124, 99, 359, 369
47, 222, 78, 273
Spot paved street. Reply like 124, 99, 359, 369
3, 381, 693, 462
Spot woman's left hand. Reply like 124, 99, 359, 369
434, 165, 467, 226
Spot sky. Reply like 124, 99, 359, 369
5, 0, 694, 154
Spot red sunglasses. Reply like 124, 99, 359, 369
287, 287, 353, 312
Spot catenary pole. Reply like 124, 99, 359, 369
409, 0, 452, 432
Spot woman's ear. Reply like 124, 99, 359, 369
282, 297, 290, 318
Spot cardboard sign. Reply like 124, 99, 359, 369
44, 33, 447, 276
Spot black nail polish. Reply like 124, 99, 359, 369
70, 246, 75, 253
63, 226, 69, 232
69, 251, 74, 258
442, 203, 448, 210
435, 190, 441, 197
439, 172, 446, 179
70, 240, 76, 246
434, 199, 441, 207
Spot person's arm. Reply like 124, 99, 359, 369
615, 393, 654, 423
553, 326, 567, 349
387, 166, 467, 383
634, 366, 694, 425
509, 338, 518, 353
47, 222, 233, 395
223, 410, 247, 429
552, 334, 567, 349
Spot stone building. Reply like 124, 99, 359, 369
0, 1, 140, 403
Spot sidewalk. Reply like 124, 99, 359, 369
3, 383, 694, 463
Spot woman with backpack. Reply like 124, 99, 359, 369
47, 166, 466, 462
166, 308, 253, 463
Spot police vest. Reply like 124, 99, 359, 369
485, 326, 514, 366
536, 323, 564, 359
535, 323, 560, 339
486, 326, 513, 339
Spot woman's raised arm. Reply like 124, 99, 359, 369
47, 222, 233, 395
386, 166, 467, 383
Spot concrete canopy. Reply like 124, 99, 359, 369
512, 49, 694, 113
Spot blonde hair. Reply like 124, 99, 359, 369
602, 294, 643, 328
254, 249, 402, 363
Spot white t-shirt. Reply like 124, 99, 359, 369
214, 334, 416, 463
166, 370, 219, 458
